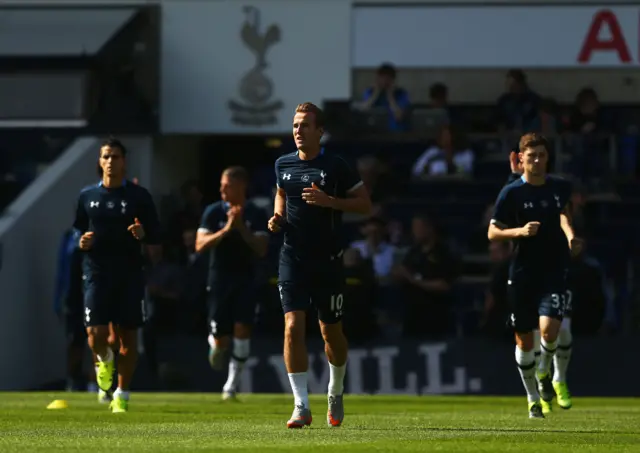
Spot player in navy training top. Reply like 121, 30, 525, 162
503, 148, 579, 413
195, 166, 268, 400
488, 133, 578, 419
268, 102, 371, 429
73, 138, 161, 413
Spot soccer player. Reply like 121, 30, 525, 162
195, 166, 268, 400
506, 148, 576, 413
488, 133, 578, 418
73, 138, 161, 413
269, 102, 372, 428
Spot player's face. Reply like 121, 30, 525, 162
219, 173, 244, 204
293, 112, 323, 151
99, 146, 125, 178
519, 146, 548, 176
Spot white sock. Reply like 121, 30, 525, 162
553, 328, 572, 383
113, 388, 130, 400
538, 337, 557, 376
97, 348, 114, 363
223, 338, 250, 393
288, 372, 309, 408
328, 362, 347, 396
515, 346, 539, 403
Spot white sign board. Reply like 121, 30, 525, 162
161, 0, 351, 134
353, 6, 640, 68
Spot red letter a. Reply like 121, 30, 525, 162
578, 10, 631, 63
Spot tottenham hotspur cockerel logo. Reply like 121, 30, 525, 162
320, 171, 326, 186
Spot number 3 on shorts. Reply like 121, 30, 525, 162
550, 293, 565, 314
330, 294, 344, 315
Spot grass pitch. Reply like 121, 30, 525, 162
0, 393, 639, 452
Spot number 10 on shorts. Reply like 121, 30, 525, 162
330, 294, 344, 316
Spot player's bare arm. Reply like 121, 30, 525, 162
488, 221, 540, 241
560, 203, 583, 255
268, 187, 286, 233
302, 183, 372, 215
233, 206, 268, 257
195, 216, 232, 253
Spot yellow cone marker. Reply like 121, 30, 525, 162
47, 399, 68, 410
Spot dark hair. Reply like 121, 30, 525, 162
429, 83, 448, 101
506, 69, 527, 86
519, 132, 550, 153
223, 166, 249, 183
576, 87, 598, 104
180, 179, 202, 196
101, 137, 127, 157
295, 102, 325, 129
377, 63, 396, 79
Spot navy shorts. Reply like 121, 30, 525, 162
207, 277, 257, 337
508, 267, 568, 333
278, 248, 345, 324
83, 271, 145, 329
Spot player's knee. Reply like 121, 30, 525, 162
284, 311, 305, 341
514, 332, 534, 351
86, 325, 109, 344
319, 321, 345, 345
233, 323, 251, 340
232, 337, 251, 361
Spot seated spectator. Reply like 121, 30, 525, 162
529, 98, 559, 135
357, 155, 396, 203
393, 214, 458, 340
411, 126, 474, 178
358, 63, 410, 131
350, 217, 397, 285
496, 69, 540, 133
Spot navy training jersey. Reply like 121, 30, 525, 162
275, 149, 363, 258
491, 175, 572, 271
198, 201, 268, 277
73, 180, 161, 274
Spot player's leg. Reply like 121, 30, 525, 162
510, 282, 544, 418
93, 325, 118, 403
279, 281, 312, 428
279, 250, 313, 428
536, 290, 564, 409
221, 322, 251, 400
222, 284, 256, 399
553, 316, 573, 409
109, 278, 145, 413
65, 309, 87, 391
206, 284, 233, 371
83, 279, 116, 393
314, 260, 348, 427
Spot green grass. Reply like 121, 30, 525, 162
0, 393, 639, 452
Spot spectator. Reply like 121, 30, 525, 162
530, 98, 559, 135
496, 69, 540, 133
480, 241, 512, 340
428, 82, 460, 126
350, 217, 397, 284
411, 126, 474, 178
568, 241, 613, 336
166, 180, 205, 250
359, 63, 410, 131
342, 248, 379, 344
357, 155, 395, 203
393, 214, 458, 340
565, 88, 611, 184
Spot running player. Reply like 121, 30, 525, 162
196, 166, 268, 400
488, 133, 578, 418
73, 138, 161, 413
269, 102, 372, 428
506, 148, 578, 414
